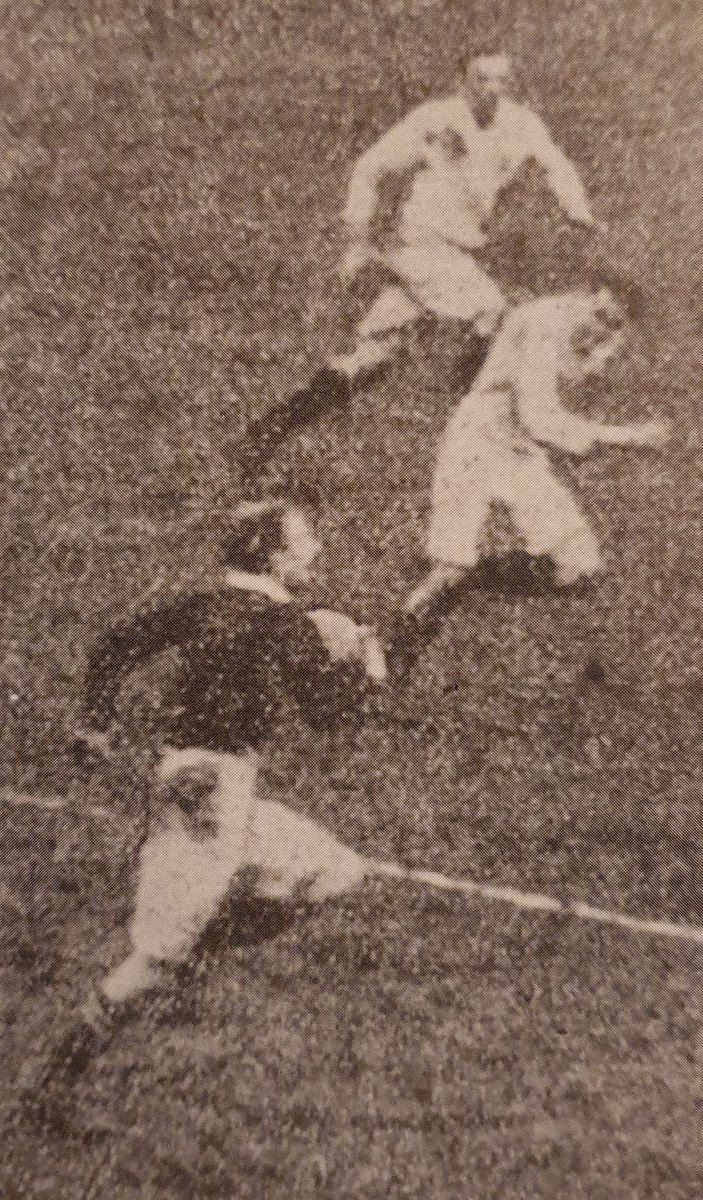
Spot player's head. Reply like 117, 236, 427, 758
461, 50, 513, 125
224, 492, 322, 585
570, 285, 629, 378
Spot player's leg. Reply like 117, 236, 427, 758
345, 243, 506, 381
104, 749, 259, 983
22, 753, 257, 1108
223, 365, 354, 480
22, 825, 239, 1109
409, 427, 494, 610
104, 751, 258, 992
507, 450, 603, 586
267, 283, 418, 405
226, 284, 420, 479
447, 271, 505, 392
388, 432, 492, 674
334, 245, 506, 424
19, 819, 230, 1119
396, 240, 506, 386
250, 799, 369, 902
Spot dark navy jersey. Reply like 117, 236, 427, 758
84, 583, 375, 755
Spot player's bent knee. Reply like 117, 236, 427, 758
357, 286, 421, 339
304, 859, 368, 902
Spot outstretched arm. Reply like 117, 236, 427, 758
524, 112, 599, 229
580, 415, 670, 450
516, 339, 669, 455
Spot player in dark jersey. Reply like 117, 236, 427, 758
22, 497, 387, 1119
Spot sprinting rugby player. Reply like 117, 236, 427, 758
402, 283, 669, 617
23, 498, 388, 1113
233, 50, 604, 474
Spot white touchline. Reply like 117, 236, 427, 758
368, 860, 703, 946
3, 789, 703, 948
0, 789, 112, 817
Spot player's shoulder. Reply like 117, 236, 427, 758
408, 95, 465, 130
502, 98, 547, 136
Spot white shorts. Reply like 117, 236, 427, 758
129, 748, 260, 964
428, 434, 601, 576
249, 799, 368, 902
126, 747, 369, 965
359, 235, 506, 339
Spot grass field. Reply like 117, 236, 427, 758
2, 1, 703, 1195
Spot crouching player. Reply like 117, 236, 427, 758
403, 282, 670, 617
23, 497, 387, 1113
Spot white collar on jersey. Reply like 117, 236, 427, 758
224, 570, 293, 605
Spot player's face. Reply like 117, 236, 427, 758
273, 509, 323, 584
573, 296, 627, 378
582, 330, 625, 376
463, 54, 512, 124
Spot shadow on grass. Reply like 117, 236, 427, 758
150, 894, 299, 1028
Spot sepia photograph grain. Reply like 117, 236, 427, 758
1, 2, 702, 1197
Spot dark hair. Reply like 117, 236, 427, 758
426, 127, 467, 157
221, 500, 289, 573
268, 479, 322, 512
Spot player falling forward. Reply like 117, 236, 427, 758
21, 498, 389, 1117
233, 50, 604, 474
401, 283, 669, 618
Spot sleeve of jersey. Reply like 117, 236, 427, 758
83, 594, 202, 731
277, 608, 377, 734
524, 112, 595, 226
342, 106, 432, 232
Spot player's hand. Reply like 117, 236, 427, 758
359, 631, 388, 681
309, 609, 362, 659
308, 609, 387, 679
572, 215, 608, 237
74, 728, 111, 754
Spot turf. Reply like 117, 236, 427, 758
2, 1, 703, 1195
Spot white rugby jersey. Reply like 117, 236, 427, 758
344, 95, 595, 249
447, 291, 622, 456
